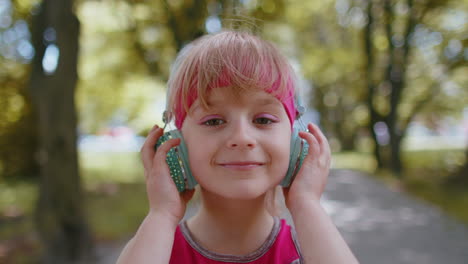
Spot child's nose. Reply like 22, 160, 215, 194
225, 122, 256, 149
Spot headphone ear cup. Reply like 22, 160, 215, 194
280, 128, 309, 187
155, 130, 197, 192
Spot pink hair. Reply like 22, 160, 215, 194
166, 31, 298, 129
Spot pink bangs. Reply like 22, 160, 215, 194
173, 74, 297, 129
168, 31, 298, 129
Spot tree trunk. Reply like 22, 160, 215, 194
384, 0, 402, 176
390, 133, 403, 174
28, 0, 94, 263
385, 0, 416, 176
364, 0, 384, 169
364, 0, 420, 175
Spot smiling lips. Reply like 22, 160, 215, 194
218, 161, 264, 170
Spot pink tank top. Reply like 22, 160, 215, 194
169, 217, 303, 264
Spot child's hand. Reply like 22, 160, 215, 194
140, 125, 195, 225
283, 123, 331, 213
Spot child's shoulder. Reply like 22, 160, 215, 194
274, 218, 304, 263
169, 217, 303, 264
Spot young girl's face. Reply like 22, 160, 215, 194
181, 87, 292, 200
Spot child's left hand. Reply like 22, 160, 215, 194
283, 123, 331, 213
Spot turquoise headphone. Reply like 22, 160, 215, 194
155, 102, 309, 192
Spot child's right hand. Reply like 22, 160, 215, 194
140, 125, 195, 225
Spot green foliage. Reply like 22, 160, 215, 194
0, 0, 40, 180
74, 0, 290, 134
279, 0, 368, 151
0, 182, 37, 218
398, 1, 468, 128
0, 117, 38, 180
278, 0, 467, 159
0, 64, 38, 180
76, 0, 171, 133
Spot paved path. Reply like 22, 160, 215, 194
99, 169, 468, 264
321, 169, 468, 264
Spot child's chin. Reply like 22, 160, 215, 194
214, 183, 272, 200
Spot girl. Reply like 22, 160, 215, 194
116, 31, 359, 264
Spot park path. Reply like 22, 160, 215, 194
318, 169, 468, 264
98, 169, 468, 264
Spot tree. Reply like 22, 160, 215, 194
271, 0, 465, 176
75, 0, 288, 134
27, 0, 94, 262
363, 0, 465, 175
280, 1, 370, 152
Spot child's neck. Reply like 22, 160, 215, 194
187, 189, 275, 255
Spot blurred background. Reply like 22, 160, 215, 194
0, 0, 466, 263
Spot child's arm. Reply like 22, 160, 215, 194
284, 123, 359, 264
116, 125, 195, 264
116, 213, 178, 264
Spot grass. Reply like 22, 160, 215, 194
80, 151, 149, 241
86, 182, 148, 241
0, 182, 37, 240
331, 151, 377, 173
80, 151, 144, 185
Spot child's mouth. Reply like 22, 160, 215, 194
218, 161, 264, 170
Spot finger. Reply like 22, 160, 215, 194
306, 126, 331, 169
141, 125, 161, 157
307, 123, 324, 145
141, 126, 163, 170
299, 130, 320, 158
314, 124, 330, 149
308, 123, 331, 155
146, 124, 159, 136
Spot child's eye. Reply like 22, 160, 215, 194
204, 119, 225, 126
254, 117, 274, 125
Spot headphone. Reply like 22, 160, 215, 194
155, 100, 309, 192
